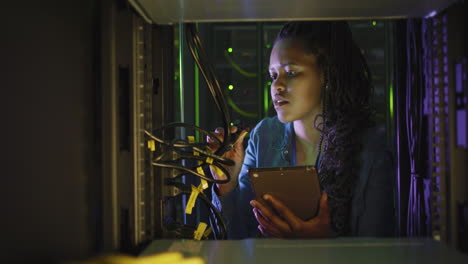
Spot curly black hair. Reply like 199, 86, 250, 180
276, 21, 375, 235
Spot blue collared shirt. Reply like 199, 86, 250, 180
212, 116, 396, 238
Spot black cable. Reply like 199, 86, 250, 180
170, 181, 227, 239
164, 222, 197, 239
146, 125, 232, 237
152, 122, 224, 146
406, 19, 425, 236
144, 24, 235, 240
153, 145, 235, 166
144, 130, 234, 165
198, 191, 227, 239
152, 161, 231, 184
185, 24, 234, 156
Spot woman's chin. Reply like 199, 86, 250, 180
276, 114, 294, 123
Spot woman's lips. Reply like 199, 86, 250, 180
277, 101, 289, 107
274, 99, 289, 107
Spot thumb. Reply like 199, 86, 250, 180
234, 130, 248, 149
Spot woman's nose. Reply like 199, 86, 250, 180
271, 78, 286, 93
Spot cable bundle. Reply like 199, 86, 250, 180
143, 24, 236, 240
184, 23, 235, 155
405, 19, 427, 237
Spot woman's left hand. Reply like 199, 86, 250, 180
250, 193, 330, 238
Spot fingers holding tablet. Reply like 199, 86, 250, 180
250, 198, 295, 238
263, 194, 302, 232
250, 192, 331, 238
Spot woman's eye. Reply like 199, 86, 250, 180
286, 71, 296, 77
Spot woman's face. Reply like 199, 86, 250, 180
269, 39, 323, 124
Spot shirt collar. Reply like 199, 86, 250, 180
279, 122, 295, 165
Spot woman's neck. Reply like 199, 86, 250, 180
293, 118, 321, 147
293, 117, 322, 166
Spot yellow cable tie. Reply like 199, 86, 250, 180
185, 185, 200, 215
147, 140, 156, 152
203, 226, 212, 238
210, 165, 224, 178
199, 179, 208, 190
193, 222, 208, 240
188, 136, 200, 156
205, 157, 214, 164
196, 167, 209, 190
196, 166, 205, 176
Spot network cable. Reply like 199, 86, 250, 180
144, 23, 241, 240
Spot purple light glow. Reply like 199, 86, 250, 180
456, 110, 467, 148
425, 10, 437, 18
456, 63, 463, 93
455, 62, 467, 148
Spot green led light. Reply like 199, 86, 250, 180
267, 81, 272, 86
389, 83, 394, 118
264, 84, 269, 118
178, 24, 184, 126
372, 20, 377, 26
228, 48, 233, 53
195, 58, 200, 141
230, 122, 234, 126
266, 44, 271, 48
228, 85, 234, 90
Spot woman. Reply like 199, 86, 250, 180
209, 21, 395, 238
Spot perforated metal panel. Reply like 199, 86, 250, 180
429, 13, 449, 243
133, 16, 156, 244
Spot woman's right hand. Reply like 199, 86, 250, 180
207, 126, 248, 196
